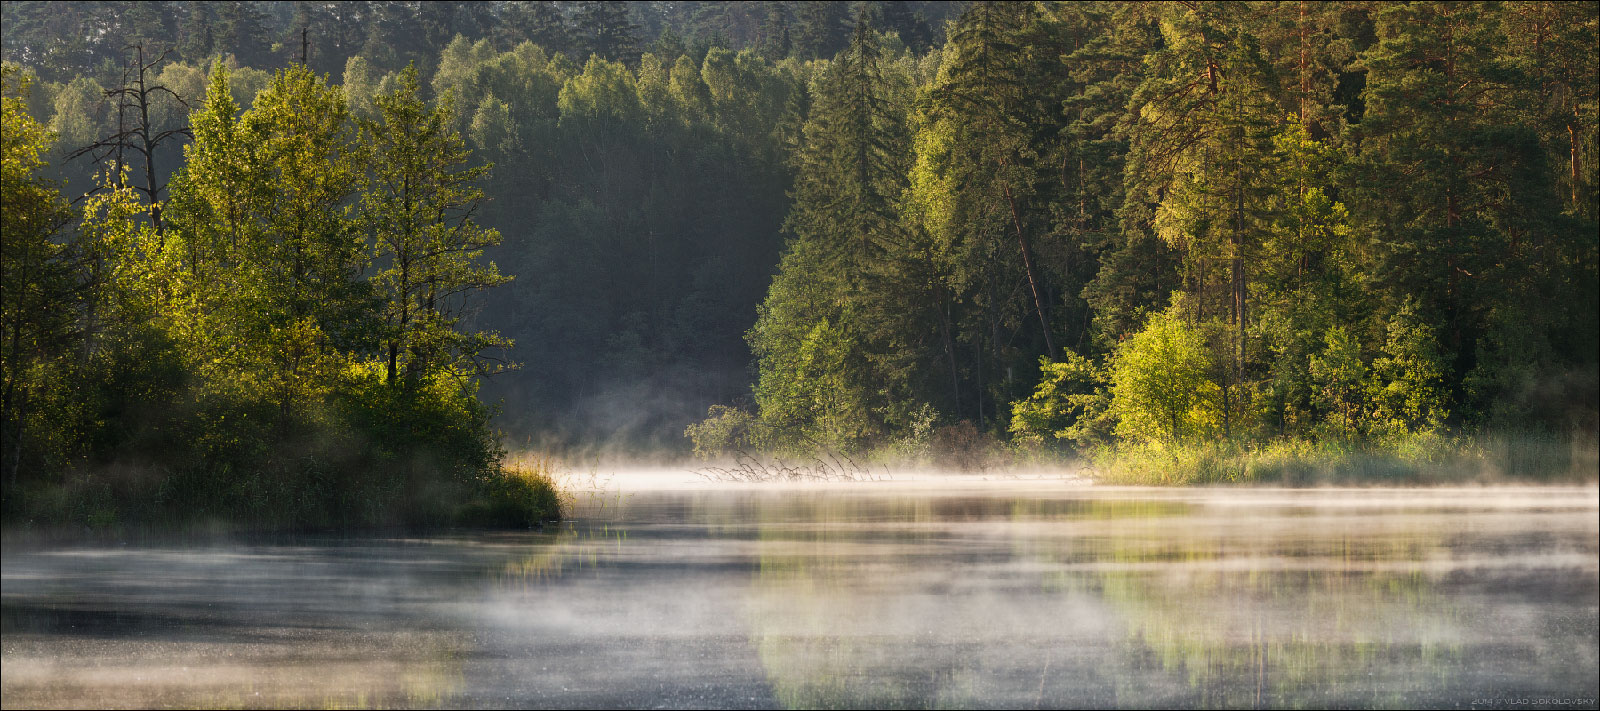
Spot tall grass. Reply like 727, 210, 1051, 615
453, 457, 563, 528
1088, 431, 1599, 486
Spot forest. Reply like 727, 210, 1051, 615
2, 1, 1596, 528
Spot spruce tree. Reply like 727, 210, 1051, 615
927, 0, 1063, 360
502, 1, 569, 56
792, 1, 849, 59
574, 1, 640, 65
748, 13, 916, 450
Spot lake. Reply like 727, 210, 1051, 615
3, 477, 1597, 709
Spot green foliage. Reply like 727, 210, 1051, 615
741, 19, 920, 454
1109, 305, 1223, 445
2, 62, 78, 490
1009, 353, 1112, 448
362, 64, 511, 392
464, 462, 562, 528
1366, 303, 1451, 438
3, 3, 1597, 485
1309, 326, 1365, 441
1095, 431, 1596, 487
3, 57, 535, 529
685, 404, 763, 460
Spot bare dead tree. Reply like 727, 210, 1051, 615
67, 45, 192, 235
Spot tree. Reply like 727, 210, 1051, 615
745, 13, 920, 450
1354, 1, 1531, 382
1009, 351, 1111, 448
574, 1, 640, 65
1127, 4, 1280, 377
1254, 117, 1360, 435
872, 1, 933, 53
1, 63, 78, 484
212, 1, 273, 69
1109, 304, 1222, 445
1366, 302, 1450, 436
361, 64, 512, 391
68, 45, 193, 233
1309, 325, 1364, 440
756, 4, 792, 61
175, 1, 216, 64
792, 1, 849, 59
359, 1, 426, 73
502, 1, 569, 56
1499, 0, 1599, 219
164, 62, 368, 425
926, 0, 1063, 360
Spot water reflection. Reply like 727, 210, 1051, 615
3, 485, 1596, 708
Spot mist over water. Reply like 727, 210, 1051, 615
3, 478, 1596, 709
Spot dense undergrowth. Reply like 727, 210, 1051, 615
2, 367, 562, 534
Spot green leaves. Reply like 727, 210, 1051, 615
1110, 306, 1223, 446
362, 64, 510, 392
1309, 326, 1365, 441
1009, 352, 1111, 448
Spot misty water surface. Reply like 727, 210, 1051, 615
3, 479, 1597, 709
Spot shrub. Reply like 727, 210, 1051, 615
1109, 306, 1223, 445
930, 420, 997, 472
1009, 352, 1113, 448
685, 404, 763, 459
457, 460, 562, 528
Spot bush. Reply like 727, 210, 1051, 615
1109, 306, 1224, 445
1009, 352, 1113, 449
456, 460, 562, 528
685, 404, 764, 459
930, 420, 998, 472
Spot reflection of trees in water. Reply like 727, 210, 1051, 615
736, 495, 1503, 709
741, 495, 1153, 708
0, 544, 485, 710
1054, 504, 1484, 707
1095, 568, 1461, 708
3, 630, 472, 709
491, 524, 630, 587
742, 495, 960, 709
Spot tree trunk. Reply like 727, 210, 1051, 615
1004, 183, 1056, 360
1571, 121, 1582, 211
938, 291, 961, 415
1234, 184, 1245, 378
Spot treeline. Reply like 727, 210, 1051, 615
691, 1, 1598, 472
2, 60, 560, 528
2, 2, 963, 450
0, 1, 961, 82
3, 1, 1597, 488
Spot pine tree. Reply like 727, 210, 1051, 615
927, 1, 1063, 360
502, 1, 569, 56
1354, 0, 1533, 386
873, 1, 932, 52
360, 1, 425, 73
747, 13, 917, 449
124, 1, 177, 56
574, 1, 640, 65
176, 1, 215, 64
756, 4, 792, 61
792, 1, 849, 59
212, 1, 273, 69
